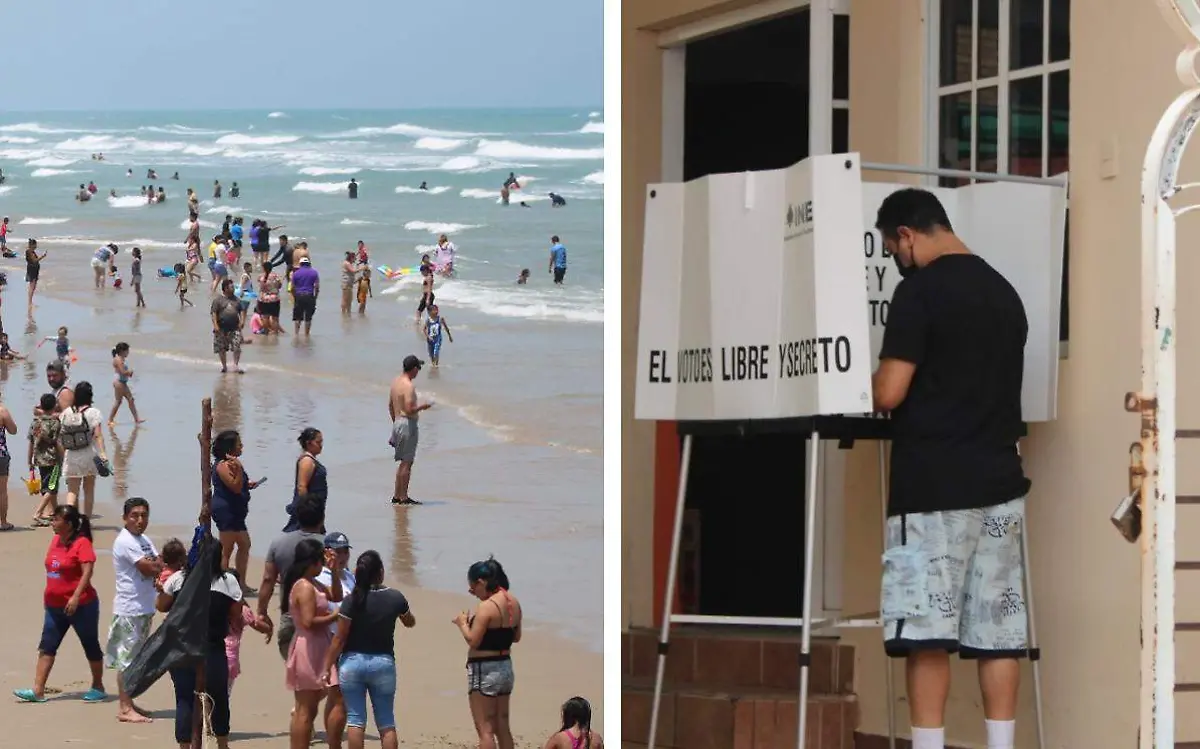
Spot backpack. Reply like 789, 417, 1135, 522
60, 407, 94, 450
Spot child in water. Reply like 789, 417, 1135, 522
0, 333, 24, 360
517, 268, 530, 285
424, 304, 453, 368
42, 327, 72, 369
131, 247, 145, 308
174, 263, 193, 307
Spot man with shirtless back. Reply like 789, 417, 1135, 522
389, 355, 432, 506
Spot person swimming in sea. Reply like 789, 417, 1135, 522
419, 181, 428, 191
517, 269, 530, 285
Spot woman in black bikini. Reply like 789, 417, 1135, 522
453, 556, 521, 749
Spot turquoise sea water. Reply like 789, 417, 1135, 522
0, 108, 604, 648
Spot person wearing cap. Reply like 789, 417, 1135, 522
388, 355, 433, 505
316, 533, 355, 609
91, 243, 118, 289
291, 256, 320, 337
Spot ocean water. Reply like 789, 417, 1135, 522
0, 108, 604, 648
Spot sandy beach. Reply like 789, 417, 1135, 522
0, 519, 602, 747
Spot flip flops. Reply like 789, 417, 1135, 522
81, 688, 106, 702
13, 689, 47, 703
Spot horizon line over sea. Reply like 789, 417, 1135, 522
0, 106, 604, 650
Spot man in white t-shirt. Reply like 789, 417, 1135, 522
105, 497, 162, 723
316, 532, 355, 610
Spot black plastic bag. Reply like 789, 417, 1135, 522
121, 531, 216, 699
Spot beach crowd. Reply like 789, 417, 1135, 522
0, 171, 600, 749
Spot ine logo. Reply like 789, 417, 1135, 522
785, 199, 814, 239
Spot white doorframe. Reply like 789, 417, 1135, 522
655, 0, 848, 619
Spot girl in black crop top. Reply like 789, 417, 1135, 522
454, 556, 522, 749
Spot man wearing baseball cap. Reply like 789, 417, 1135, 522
387, 355, 432, 505
316, 532, 356, 609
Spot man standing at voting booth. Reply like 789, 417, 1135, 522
871, 188, 1031, 749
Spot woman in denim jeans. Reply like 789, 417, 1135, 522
323, 550, 415, 749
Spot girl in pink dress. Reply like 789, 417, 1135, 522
283, 538, 341, 748
226, 598, 270, 697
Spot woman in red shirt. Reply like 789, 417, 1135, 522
12, 504, 106, 702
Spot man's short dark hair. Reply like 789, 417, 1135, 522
294, 496, 325, 530
874, 188, 954, 240
123, 497, 149, 517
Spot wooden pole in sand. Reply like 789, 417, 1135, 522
192, 397, 213, 749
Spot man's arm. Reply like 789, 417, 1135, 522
388, 390, 396, 422
257, 559, 279, 619
872, 360, 917, 412
871, 281, 926, 412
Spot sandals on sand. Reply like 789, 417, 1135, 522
13, 689, 47, 703
81, 688, 106, 702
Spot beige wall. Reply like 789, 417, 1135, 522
622, 0, 1200, 745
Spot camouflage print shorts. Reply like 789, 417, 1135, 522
104, 614, 153, 672
213, 329, 242, 355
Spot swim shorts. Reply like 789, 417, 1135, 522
553, 267, 566, 284
293, 294, 317, 322
466, 657, 514, 697
881, 496, 1028, 660
104, 614, 153, 672
427, 339, 441, 360
391, 419, 419, 463
213, 329, 242, 355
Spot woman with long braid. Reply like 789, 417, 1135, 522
322, 550, 416, 749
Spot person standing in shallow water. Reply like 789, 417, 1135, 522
211, 279, 246, 374
388, 356, 431, 506
25, 238, 46, 311
108, 342, 144, 426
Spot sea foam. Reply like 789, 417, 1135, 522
394, 185, 450, 194
18, 217, 70, 225
474, 140, 602, 161
293, 181, 353, 194
298, 167, 360, 176
415, 137, 468, 151
404, 220, 482, 235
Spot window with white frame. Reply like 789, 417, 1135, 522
933, 0, 1069, 187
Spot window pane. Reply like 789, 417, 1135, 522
940, 0, 973, 86
834, 14, 849, 100
1009, 76, 1044, 177
1049, 0, 1070, 62
976, 87, 999, 173
833, 107, 849, 153
1048, 70, 1069, 175
939, 92, 972, 187
977, 0, 1000, 79
1010, 0, 1045, 70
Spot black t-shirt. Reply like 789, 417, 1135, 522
340, 586, 410, 657
880, 253, 1032, 516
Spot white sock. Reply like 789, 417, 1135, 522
985, 719, 1015, 749
912, 726, 945, 749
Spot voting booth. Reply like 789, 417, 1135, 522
634, 152, 1068, 749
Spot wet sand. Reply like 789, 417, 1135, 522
0, 245, 603, 745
